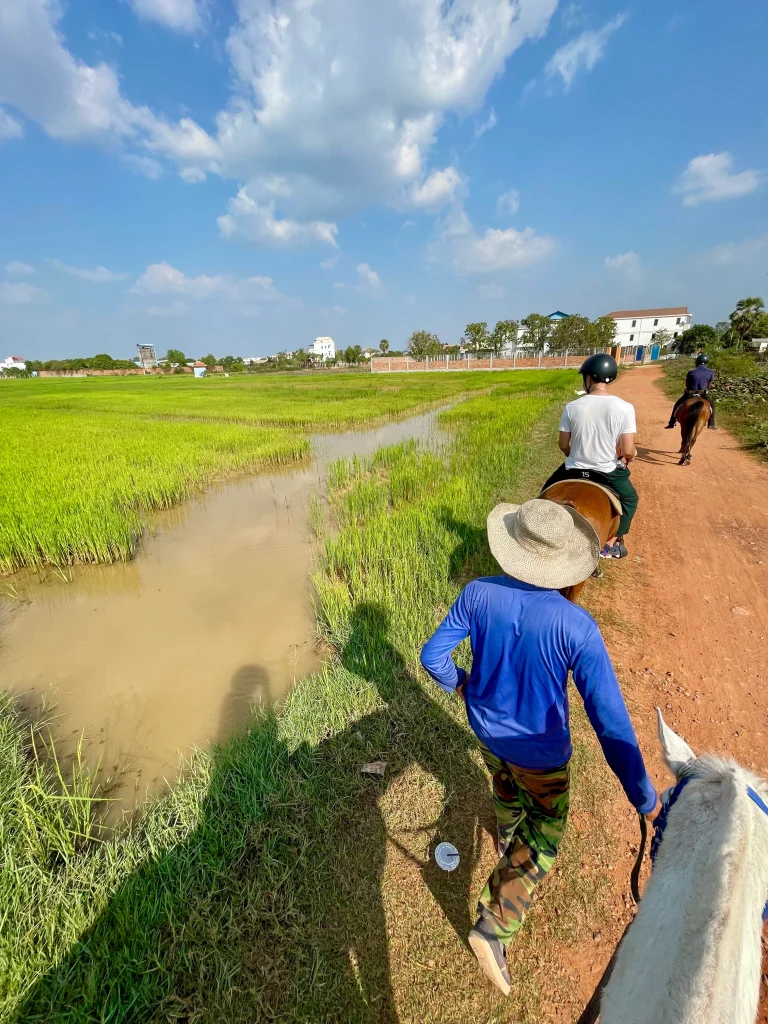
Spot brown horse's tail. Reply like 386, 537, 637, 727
679, 398, 710, 463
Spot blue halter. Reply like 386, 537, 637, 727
651, 774, 768, 921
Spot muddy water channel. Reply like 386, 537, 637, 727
0, 409, 442, 809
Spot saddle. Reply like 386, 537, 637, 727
541, 468, 623, 516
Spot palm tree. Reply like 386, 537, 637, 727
728, 296, 765, 349
379, 338, 389, 354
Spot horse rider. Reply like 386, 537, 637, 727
665, 352, 717, 431
541, 353, 638, 560
420, 498, 660, 997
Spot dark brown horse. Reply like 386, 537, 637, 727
540, 480, 620, 603
676, 393, 711, 466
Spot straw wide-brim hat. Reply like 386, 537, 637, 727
486, 498, 600, 589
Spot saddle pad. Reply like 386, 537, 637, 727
541, 480, 622, 517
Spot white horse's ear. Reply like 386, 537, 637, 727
657, 708, 696, 777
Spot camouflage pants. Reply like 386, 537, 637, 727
477, 745, 570, 945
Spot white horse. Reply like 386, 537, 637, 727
600, 710, 768, 1024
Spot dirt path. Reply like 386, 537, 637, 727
564, 364, 768, 1018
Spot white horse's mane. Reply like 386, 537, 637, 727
599, 726, 768, 1024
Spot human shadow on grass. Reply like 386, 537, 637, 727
14, 606, 493, 1024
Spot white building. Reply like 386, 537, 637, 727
605, 307, 692, 351
309, 336, 335, 361
1, 355, 27, 371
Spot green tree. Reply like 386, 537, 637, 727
519, 313, 552, 353
652, 328, 673, 351
590, 316, 618, 350
379, 339, 390, 354
728, 296, 765, 349
201, 353, 217, 369
88, 354, 116, 370
714, 321, 730, 337
407, 330, 441, 359
490, 319, 519, 355
549, 314, 591, 354
461, 322, 490, 353
343, 345, 363, 364
676, 323, 717, 355
166, 348, 186, 366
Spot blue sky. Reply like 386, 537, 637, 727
0, 0, 766, 360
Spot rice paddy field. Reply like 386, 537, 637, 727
1, 371, 552, 572
0, 368, 627, 1023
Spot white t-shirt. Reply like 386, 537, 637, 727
559, 393, 637, 474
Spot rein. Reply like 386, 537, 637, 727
577, 776, 768, 1023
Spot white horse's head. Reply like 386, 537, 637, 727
599, 712, 768, 1024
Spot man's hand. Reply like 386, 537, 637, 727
645, 794, 663, 821
455, 681, 466, 701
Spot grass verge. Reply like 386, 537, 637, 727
2, 374, 626, 1023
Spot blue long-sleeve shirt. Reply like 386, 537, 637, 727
420, 576, 657, 813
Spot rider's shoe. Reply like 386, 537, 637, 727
600, 544, 618, 559
613, 541, 628, 559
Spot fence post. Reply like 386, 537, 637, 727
564, 351, 568, 368
388, 357, 391, 372
467, 354, 470, 370
513, 346, 517, 369
538, 351, 542, 369
490, 353, 493, 370
426, 356, 429, 372
446, 355, 449, 370
406, 355, 409, 371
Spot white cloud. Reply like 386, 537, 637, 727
475, 109, 497, 137
605, 251, 642, 281
123, 154, 164, 179
0, 282, 49, 305
329, 305, 348, 315
146, 300, 192, 317
0, 106, 23, 141
357, 262, 381, 289
320, 255, 340, 270
132, 262, 279, 302
402, 220, 417, 228
49, 259, 130, 283
497, 188, 520, 215
217, 190, 338, 249
695, 232, 768, 269
432, 203, 557, 274
479, 282, 504, 299
5, 261, 36, 276
673, 152, 762, 206
408, 167, 464, 212
179, 166, 207, 183
0, 0, 560, 246
545, 12, 628, 90
129, 0, 202, 33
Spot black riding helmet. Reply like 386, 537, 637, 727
579, 352, 618, 384
695, 353, 709, 365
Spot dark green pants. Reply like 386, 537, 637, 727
542, 463, 638, 537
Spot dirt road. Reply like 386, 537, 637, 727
565, 364, 768, 1017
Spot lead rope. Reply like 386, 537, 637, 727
575, 814, 648, 1024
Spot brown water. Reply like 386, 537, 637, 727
0, 410, 441, 808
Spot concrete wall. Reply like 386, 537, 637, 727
38, 368, 165, 377
370, 354, 577, 373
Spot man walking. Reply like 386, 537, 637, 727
665, 352, 717, 430
541, 353, 638, 559
420, 499, 659, 997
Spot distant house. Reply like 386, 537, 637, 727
309, 337, 335, 361
749, 338, 768, 354
193, 361, 207, 378
504, 312, 571, 354
243, 356, 268, 365
605, 307, 692, 351
1, 355, 27, 371
361, 347, 379, 360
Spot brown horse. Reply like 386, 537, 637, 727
676, 393, 711, 466
540, 480, 620, 603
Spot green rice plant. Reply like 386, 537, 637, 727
1, 369, 616, 1024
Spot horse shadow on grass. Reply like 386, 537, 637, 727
13, 604, 493, 1024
